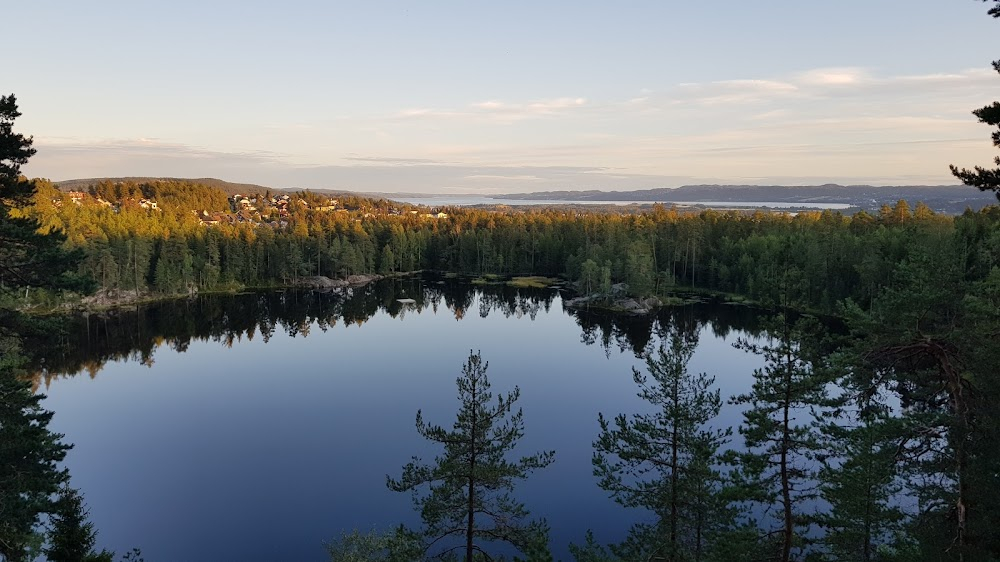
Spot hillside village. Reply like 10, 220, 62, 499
53, 180, 449, 231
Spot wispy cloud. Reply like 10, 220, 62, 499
394, 96, 588, 123
36, 138, 284, 163
343, 155, 449, 165
28, 138, 285, 182
24, 66, 998, 191
796, 67, 870, 86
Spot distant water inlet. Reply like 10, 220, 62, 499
398, 195, 854, 209
35, 278, 771, 561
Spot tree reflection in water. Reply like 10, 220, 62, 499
26, 274, 769, 389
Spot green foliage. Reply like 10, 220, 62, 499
817, 406, 905, 561
593, 327, 731, 561
950, 3, 1000, 198
840, 222, 1000, 561
387, 351, 555, 562
44, 486, 115, 562
11, 164, 976, 322
0, 342, 71, 562
325, 527, 423, 562
0, 94, 92, 297
729, 315, 834, 562
568, 531, 620, 562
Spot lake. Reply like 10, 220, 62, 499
396, 195, 853, 210
34, 277, 770, 561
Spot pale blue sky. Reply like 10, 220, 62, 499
9, 1, 999, 193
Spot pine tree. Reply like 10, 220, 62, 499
729, 315, 832, 562
0, 94, 103, 562
949, 2, 1000, 199
387, 351, 555, 562
44, 486, 114, 562
0, 342, 72, 562
324, 527, 423, 562
818, 405, 905, 562
842, 244, 1000, 560
592, 327, 731, 561
0, 94, 90, 296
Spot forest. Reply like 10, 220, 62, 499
10, 177, 999, 322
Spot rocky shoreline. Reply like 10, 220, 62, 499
291, 274, 384, 289
63, 274, 387, 313
562, 282, 664, 315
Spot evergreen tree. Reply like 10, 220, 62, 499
949, 2, 1000, 199
0, 94, 90, 296
568, 531, 620, 562
0, 341, 72, 562
44, 486, 114, 562
325, 527, 423, 562
817, 405, 905, 562
0, 94, 106, 562
842, 243, 1000, 560
592, 327, 731, 561
729, 315, 832, 562
387, 351, 555, 562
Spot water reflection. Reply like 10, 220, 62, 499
30, 275, 769, 388
34, 275, 782, 562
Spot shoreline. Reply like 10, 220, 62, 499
20, 273, 399, 315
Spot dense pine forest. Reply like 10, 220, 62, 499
11, 177, 1000, 321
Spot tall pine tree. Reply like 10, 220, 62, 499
729, 315, 832, 562
387, 351, 555, 562
592, 327, 731, 562
0, 337, 72, 562
0, 94, 96, 562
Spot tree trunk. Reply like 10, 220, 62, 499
670, 375, 680, 561
467, 379, 477, 562
780, 343, 794, 562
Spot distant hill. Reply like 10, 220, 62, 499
494, 184, 998, 214
50, 178, 999, 214
52, 177, 386, 201
54, 177, 279, 196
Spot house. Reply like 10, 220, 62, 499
67, 191, 86, 205
198, 210, 222, 226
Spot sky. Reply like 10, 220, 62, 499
8, 1, 1000, 194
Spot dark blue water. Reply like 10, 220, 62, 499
36, 279, 766, 561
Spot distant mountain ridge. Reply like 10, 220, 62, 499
50, 178, 998, 214
494, 184, 997, 214
495, 183, 986, 201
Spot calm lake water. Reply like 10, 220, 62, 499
35, 277, 770, 561
398, 195, 852, 210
